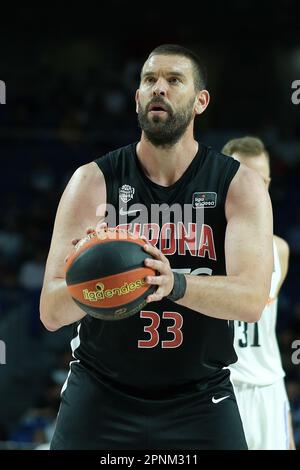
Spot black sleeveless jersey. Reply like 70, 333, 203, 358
72, 142, 240, 394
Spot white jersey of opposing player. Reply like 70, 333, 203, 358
230, 239, 285, 386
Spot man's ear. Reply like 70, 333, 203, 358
135, 90, 139, 113
195, 89, 210, 115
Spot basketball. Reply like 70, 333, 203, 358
65, 229, 156, 321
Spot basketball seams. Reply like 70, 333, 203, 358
65, 232, 145, 272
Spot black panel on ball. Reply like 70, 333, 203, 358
66, 241, 149, 285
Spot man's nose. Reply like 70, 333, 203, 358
152, 78, 167, 96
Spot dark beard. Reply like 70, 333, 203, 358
137, 96, 195, 148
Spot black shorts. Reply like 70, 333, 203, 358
50, 363, 247, 450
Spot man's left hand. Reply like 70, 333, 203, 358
143, 243, 174, 303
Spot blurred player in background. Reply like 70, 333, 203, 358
223, 136, 295, 450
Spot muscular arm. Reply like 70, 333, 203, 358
175, 165, 274, 322
40, 162, 106, 331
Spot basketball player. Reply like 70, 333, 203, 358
40, 45, 273, 449
223, 136, 295, 450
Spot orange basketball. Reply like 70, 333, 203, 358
65, 230, 156, 321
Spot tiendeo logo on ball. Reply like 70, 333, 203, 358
82, 279, 146, 302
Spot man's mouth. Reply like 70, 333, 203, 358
148, 102, 168, 113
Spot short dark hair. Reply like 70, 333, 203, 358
146, 44, 207, 91
222, 136, 270, 162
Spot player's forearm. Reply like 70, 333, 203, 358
40, 279, 86, 331
176, 274, 267, 322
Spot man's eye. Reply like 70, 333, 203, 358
145, 77, 155, 83
169, 77, 180, 84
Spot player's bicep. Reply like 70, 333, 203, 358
43, 162, 106, 282
225, 165, 273, 296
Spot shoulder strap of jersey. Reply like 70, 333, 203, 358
269, 239, 282, 299
94, 152, 115, 205
217, 154, 240, 207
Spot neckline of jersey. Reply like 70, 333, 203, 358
131, 141, 206, 192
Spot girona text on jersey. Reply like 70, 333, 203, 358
116, 222, 216, 260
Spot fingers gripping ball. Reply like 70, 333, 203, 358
65, 230, 156, 320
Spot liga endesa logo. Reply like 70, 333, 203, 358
0, 81, 6, 104
83, 280, 146, 302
